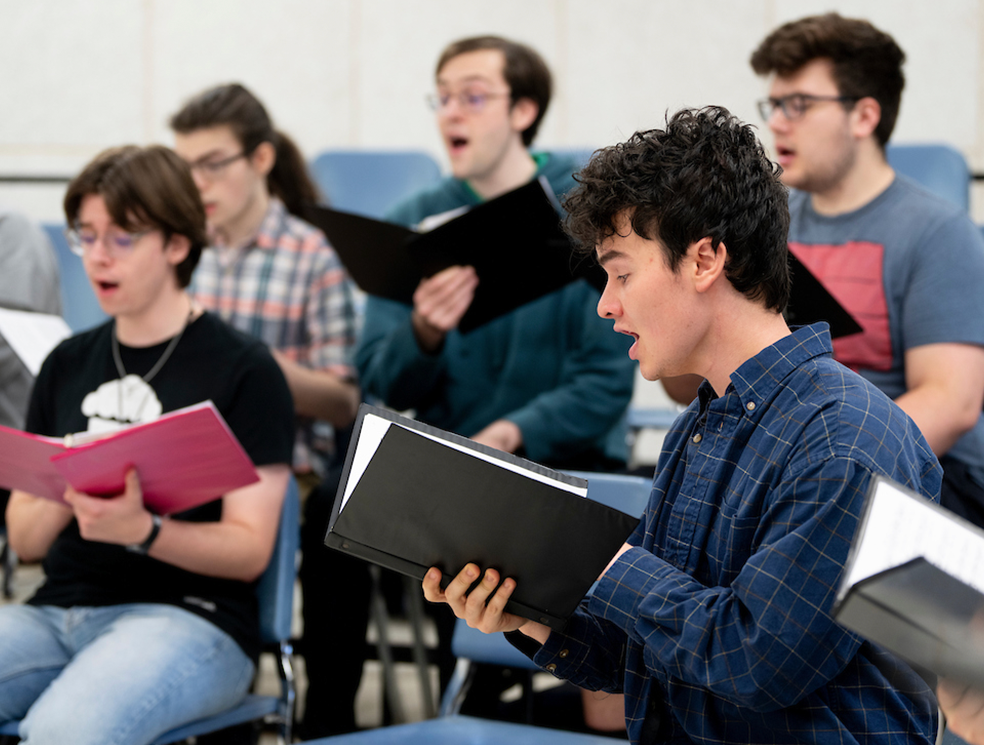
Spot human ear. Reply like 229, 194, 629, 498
851, 96, 882, 140
164, 233, 191, 266
509, 97, 539, 134
692, 237, 726, 293
250, 141, 277, 178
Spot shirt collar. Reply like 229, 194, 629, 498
253, 197, 288, 250
697, 322, 834, 418
212, 197, 286, 251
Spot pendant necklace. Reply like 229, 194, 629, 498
112, 305, 194, 422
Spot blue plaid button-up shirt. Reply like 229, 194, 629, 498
534, 324, 941, 744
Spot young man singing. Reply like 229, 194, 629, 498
424, 108, 941, 744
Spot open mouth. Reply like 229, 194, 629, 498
96, 281, 119, 292
448, 136, 469, 153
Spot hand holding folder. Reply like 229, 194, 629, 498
0, 401, 259, 515
326, 405, 640, 631
304, 178, 606, 333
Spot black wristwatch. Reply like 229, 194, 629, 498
126, 514, 163, 555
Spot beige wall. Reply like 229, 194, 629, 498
2, 0, 983, 221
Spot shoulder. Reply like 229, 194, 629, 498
193, 312, 270, 360
535, 152, 580, 198
779, 353, 933, 472
42, 322, 112, 370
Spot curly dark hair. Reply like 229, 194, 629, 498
563, 107, 791, 312
750, 13, 905, 148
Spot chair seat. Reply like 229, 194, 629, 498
152, 694, 280, 744
301, 715, 623, 744
0, 695, 280, 744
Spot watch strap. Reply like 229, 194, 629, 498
126, 514, 163, 555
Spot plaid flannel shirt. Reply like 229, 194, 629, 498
191, 198, 359, 470
533, 324, 941, 744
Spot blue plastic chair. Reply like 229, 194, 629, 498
0, 476, 300, 745
41, 224, 108, 334
308, 150, 443, 220
304, 472, 650, 745
886, 142, 971, 212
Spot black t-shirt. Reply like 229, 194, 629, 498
25, 312, 294, 661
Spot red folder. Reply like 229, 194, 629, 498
0, 401, 258, 515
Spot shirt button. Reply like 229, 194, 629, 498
746, 402, 756, 411
692, 433, 702, 444
545, 663, 558, 672
559, 649, 569, 659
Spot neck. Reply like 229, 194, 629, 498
810, 141, 895, 216
115, 290, 193, 348
214, 188, 271, 248
468, 142, 538, 200
697, 293, 792, 398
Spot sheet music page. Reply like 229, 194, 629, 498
340, 412, 587, 511
0, 308, 71, 375
846, 479, 984, 595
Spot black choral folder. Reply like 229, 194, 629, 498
304, 177, 605, 334
325, 404, 640, 631
833, 475, 984, 686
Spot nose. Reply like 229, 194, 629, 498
596, 280, 621, 320
767, 106, 790, 134
190, 168, 210, 192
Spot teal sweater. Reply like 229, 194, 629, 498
355, 153, 635, 467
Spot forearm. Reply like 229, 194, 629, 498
895, 385, 980, 456
146, 516, 272, 581
273, 352, 360, 427
6, 490, 73, 562
145, 465, 290, 582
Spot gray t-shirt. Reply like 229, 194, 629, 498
787, 175, 984, 476
0, 208, 61, 430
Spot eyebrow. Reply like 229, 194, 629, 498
436, 74, 495, 87
596, 248, 628, 267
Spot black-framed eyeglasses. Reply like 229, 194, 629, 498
757, 94, 861, 122
65, 226, 155, 258
186, 151, 249, 179
425, 90, 511, 114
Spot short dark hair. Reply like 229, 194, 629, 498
436, 35, 552, 147
64, 145, 206, 288
170, 82, 322, 215
750, 13, 906, 147
564, 107, 791, 313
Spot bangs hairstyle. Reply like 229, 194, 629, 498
750, 12, 906, 147
563, 107, 791, 312
64, 145, 207, 288
436, 35, 552, 147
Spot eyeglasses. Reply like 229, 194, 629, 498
66, 226, 154, 258
425, 90, 511, 114
185, 151, 248, 179
757, 94, 860, 122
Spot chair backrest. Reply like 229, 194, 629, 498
42, 224, 108, 333
308, 150, 443, 220
565, 470, 652, 518
256, 475, 300, 643
886, 143, 970, 212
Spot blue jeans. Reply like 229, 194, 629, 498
0, 603, 255, 745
